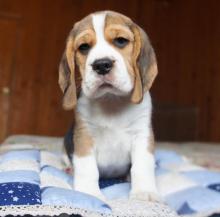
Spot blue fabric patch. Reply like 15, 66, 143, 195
165, 186, 220, 212
0, 182, 41, 205
155, 149, 184, 167
0, 150, 40, 163
0, 170, 40, 185
182, 170, 220, 186
102, 183, 130, 200
99, 178, 125, 189
177, 202, 196, 215
208, 184, 220, 193
41, 187, 111, 214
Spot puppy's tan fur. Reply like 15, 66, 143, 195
73, 112, 93, 157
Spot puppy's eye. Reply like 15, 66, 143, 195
113, 37, 129, 48
78, 43, 91, 54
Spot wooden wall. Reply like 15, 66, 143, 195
0, 0, 220, 142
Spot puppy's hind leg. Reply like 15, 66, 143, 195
63, 124, 74, 169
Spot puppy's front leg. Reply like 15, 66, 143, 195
73, 114, 105, 201
73, 153, 105, 201
130, 133, 160, 202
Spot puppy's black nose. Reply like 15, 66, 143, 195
92, 58, 113, 75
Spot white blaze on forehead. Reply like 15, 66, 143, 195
92, 12, 107, 43
91, 12, 117, 60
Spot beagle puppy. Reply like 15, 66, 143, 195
59, 11, 159, 202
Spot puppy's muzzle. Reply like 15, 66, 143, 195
92, 58, 114, 75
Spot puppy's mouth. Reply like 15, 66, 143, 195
87, 80, 130, 99
99, 83, 114, 89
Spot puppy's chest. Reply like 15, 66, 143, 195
88, 116, 134, 178
77, 93, 151, 177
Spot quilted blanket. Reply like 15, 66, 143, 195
0, 136, 220, 217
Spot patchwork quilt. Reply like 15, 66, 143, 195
0, 137, 220, 217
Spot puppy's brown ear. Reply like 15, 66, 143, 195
58, 38, 77, 110
131, 25, 158, 104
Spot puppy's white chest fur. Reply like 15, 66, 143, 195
94, 119, 132, 178
77, 93, 152, 178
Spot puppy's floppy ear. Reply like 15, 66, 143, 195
131, 25, 158, 104
58, 38, 77, 110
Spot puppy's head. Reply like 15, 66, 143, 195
59, 11, 158, 110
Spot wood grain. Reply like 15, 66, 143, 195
0, 17, 18, 141
138, 0, 220, 141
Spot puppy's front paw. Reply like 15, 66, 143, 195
130, 191, 162, 202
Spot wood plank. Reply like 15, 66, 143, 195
0, 18, 18, 142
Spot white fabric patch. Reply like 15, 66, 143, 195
40, 151, 64, 169
0, 160, 39, 172
167, 163, 205, 172
40, 172, 72, 189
